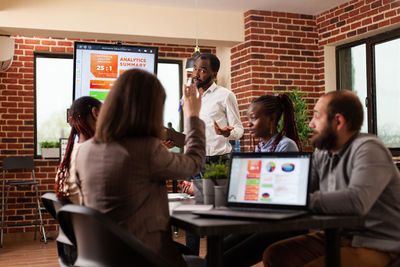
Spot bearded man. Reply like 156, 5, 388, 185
262, 90, 400, 267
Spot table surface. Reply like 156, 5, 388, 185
170, 213, 364, 237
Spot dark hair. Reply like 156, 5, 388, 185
325, 90, 363, 131
95, 69, 166, 143
196, 53, 220, 73
252, 94, 301, 151
55, 96, 102, 199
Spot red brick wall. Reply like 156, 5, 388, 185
232, 0, 400, 152
231, 10, 319, 151
0, 36, 215, 234
317, 0, 400, 46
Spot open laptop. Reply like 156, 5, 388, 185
194, 152, 312, 220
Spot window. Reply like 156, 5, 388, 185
158, 60, 182, 132
336, 28, 400, 148
35, 54, 183, 157
157, 59, 183, 154
34, 53, 73, 157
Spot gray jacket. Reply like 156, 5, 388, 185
310, 133, 400, 253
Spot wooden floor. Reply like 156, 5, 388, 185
0, 232, 59, 267
0, 231, 263, 267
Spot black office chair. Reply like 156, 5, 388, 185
41, 193, 76, 267
1, 156, 46, 247
57, 204, 173, 267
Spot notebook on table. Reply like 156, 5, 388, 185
193, 152, 312, 220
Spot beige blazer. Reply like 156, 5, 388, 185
76, 117, 205, 267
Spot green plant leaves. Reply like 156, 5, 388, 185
278, 88, 312, 150
203, 159, 229, 179
40, 141, 60, 148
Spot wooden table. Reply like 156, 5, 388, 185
171, 213, 364, 267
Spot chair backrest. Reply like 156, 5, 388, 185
41, 192, 71, 219
2, 156, 34, 170
57, 204, 172, 267
41, 192, 74, 246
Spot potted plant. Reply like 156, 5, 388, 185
41, 141, 60, 159
202, 159, 229, 205
280, 88, 312, 151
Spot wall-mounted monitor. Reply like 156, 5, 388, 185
73, 41, 158, 101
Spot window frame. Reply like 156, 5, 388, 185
34, 53, 184, 158
34, 52, 73, 158
336, 27, 400, 144
157, 58, 183, 133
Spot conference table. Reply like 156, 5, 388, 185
170, 213, 364, 267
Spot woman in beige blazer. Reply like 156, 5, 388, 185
75, 69, 205, 267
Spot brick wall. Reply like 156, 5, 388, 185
232, 0, 400, 152
317, 0, 400, 46
231, 10, 319, 151
0, 36, 215, 234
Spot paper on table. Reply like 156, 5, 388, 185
172, 204, 214, 214
168, 193, 190, 201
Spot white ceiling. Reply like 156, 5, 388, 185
98, 0, 351, 15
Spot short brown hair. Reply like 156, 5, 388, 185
324, 90, 363, 132
95, 69, 166, 143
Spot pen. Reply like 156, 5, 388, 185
178, 97, 184, 112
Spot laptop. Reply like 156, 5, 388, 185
193, 152, 312, 220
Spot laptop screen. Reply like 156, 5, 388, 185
227, 152, 312, 208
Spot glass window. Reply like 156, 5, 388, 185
337, 44, 368, 133
35, 54, 183, 156
375, 38, 400, 148
158, 61, 182, 132
157, 60, 182, 153
35, 54, 73, 157
336, 28, 400, 148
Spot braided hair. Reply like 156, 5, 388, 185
252, 94, 301, 152
55, 96, 101, 199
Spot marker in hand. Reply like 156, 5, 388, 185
178, 78, 192, 112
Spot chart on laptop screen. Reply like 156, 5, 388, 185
228, 155, 309, 206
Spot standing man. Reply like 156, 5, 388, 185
263, 90, 400, 267
181, 53, 244, 190
192, 53, 243, 163
183, 53, 244, 255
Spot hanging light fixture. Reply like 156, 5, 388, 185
0, 35, 15, 72
185, 0, 200, 71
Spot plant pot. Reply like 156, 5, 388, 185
214, 183, 228, 207
203, 178, 227, 205
192, 179, 204, 204
41, 148, 60, 159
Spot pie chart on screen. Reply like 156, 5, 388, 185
282, 163, 295, 172
266, 162, 276, 172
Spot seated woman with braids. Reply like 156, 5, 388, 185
248, 94, 301, 153
181, 94, 302, 195
221, 93, 304, 267
55, 96, 101, 204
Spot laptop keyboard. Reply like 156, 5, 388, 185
228, 206, 296, 214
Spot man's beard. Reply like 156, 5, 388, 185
311, 124, 338, 151
196, 75, 213, 89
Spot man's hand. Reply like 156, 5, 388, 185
214, 120, 234, 137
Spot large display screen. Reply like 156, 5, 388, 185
73, 41, 158, 101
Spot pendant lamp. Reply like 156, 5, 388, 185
185, 0, 200, 71
0, 35, 15, 72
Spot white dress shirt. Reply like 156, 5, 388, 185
198, 83, 244, 156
